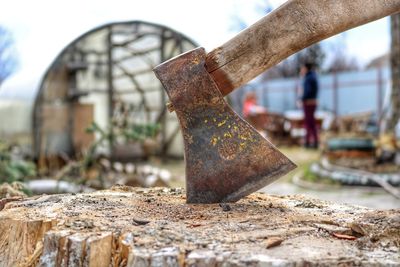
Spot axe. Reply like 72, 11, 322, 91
154, 0, 400, 203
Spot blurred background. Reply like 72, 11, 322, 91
0, 0, 399, 209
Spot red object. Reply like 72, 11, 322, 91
243, 98, 257, 118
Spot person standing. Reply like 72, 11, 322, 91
300, 63, 319, 148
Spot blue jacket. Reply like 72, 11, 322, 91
302, 71, 319, 101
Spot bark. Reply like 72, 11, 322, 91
0, 186, 399, 266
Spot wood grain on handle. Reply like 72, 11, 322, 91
205, 0, 400, 96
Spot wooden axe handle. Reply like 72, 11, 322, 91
205, 0, 400, 96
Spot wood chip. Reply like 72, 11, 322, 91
219, 203, 231, 212
349, 223, 366, 236
133, 218, 150, 225
266, 237, 284, 249
332, 232, 357, 240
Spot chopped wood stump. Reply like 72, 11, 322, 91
0, 186, 399, 266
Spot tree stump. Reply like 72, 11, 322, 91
0, 186, 399, 266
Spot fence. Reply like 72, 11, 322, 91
230, 67, 391, 119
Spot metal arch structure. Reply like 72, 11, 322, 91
33, 20, 198, 166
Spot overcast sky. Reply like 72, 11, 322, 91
0, 0, 391, 99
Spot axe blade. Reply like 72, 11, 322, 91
154, 47, 296, 203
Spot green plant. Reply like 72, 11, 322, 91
86, 121, 160, 146
302, 163, 340, 185
123, 123, 160, 142
0, 140, 36, 183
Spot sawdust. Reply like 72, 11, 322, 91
0, 186, 399, 266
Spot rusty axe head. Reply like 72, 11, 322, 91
154, 47, 296, 203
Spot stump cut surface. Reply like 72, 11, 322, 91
0, 186, 399, 266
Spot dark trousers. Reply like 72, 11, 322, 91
303, 102, 318, 146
